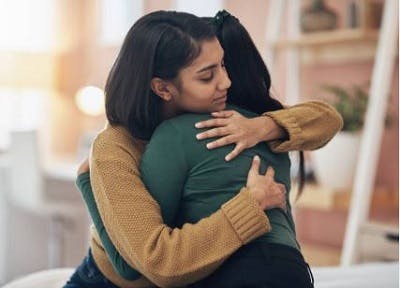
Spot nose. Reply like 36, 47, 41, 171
217, 67, 231, 91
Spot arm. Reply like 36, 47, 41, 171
263, 100, 343, 152
77, 172, 142, 280
195, 101, 343, 159
90, 127, 270, 287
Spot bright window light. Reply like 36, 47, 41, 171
0, 0, 55, 52
100, 0, 144, 45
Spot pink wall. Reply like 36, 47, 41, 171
145, 0, 172, 13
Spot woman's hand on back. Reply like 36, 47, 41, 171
195, 110, 287, 161
246, 155, 286, 211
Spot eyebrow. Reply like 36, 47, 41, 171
196, 64, 218, 74
196, 51, 225, 74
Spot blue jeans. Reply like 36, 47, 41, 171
63, 250, 119, 288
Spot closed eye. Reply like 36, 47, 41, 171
199, 72, 214, 82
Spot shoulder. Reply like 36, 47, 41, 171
167, 113, 209, 127
152, 113, 208, 138
92, 124, 146, 161
227, 104, 258, 118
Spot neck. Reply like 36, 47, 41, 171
162, 102, 181, 120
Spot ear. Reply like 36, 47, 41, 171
151, 77, 177, 101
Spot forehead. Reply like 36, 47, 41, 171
184, 38, 223, 72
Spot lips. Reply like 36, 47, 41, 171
214, 94, 227, 103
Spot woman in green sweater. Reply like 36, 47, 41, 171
139, 11, 315, 287
65, 10, 341, 288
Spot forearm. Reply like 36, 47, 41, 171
90, 231, 154, 288
76, 172, 141, 280
263, 100, 343, 152
254, 115, 289, 142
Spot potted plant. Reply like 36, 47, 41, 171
312, 85, 368, 190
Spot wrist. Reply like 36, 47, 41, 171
246, 186, 265, 208
256, 116, 288, 142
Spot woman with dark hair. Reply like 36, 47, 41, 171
127, 10, 325, 287
64, 10, 341, 288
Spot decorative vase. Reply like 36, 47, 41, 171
312, 132, 361, 191
301, 0, 338, 33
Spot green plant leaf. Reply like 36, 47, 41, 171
320, 84, 368, 132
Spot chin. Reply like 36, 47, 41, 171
212, 102, 226, 112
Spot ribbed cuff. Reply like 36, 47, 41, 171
221, 188, 270, 245
263, 111, 304, 153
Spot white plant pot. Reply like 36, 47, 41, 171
312, 131, 361, 191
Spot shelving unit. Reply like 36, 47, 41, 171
291, 184, 398, 263
266, 0, 399, 265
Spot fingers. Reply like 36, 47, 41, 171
195, 118, 228, 129
196, 127, 230, 140
276, 184, 287, 212
276, 183, 286, 194
206, 135, 236, 149
248, 155, 261, 176
225, 143, 245, 162
211, 110, 235, 118
279, 202, 287, 213
265, 166, 275, 178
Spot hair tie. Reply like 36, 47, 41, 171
212, 10, 231, 29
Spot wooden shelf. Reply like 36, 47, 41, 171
270, 29, 379, 64
273, 28, 378, 48
292, 185, 398, 249
290, 184, 350, 211
291, 184, 399, 214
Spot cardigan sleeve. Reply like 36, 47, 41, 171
89, 127, 270, 287
264, 101, 343, 152
76, 172, 142, 280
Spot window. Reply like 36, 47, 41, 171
0, 0, 55, 52
100, 0, 144, 45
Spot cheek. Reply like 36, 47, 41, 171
181, 84, 216, 104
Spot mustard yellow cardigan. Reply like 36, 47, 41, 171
89, 101, 342, 287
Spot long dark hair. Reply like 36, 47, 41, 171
105, 11, 215, 140
211, 11, 305, 197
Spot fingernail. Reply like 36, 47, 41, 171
225, 155, 230, 161
254, 155, 260, 161
196, 134, 201, 140
195, 123, 201, 128
206, 143, 212, 149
